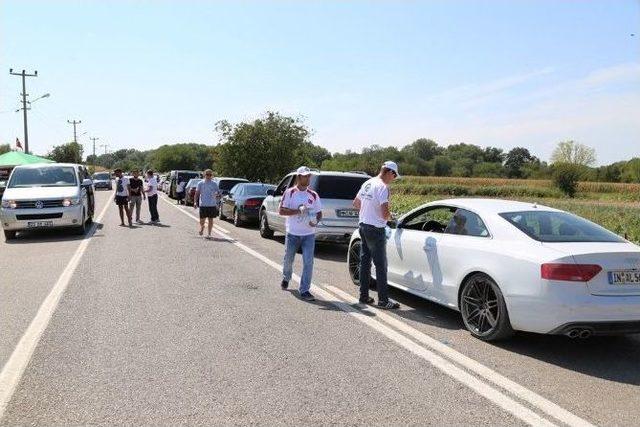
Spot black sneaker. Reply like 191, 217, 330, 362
300, 291, 315, 301
359, 296, 375, 305
281, 280, 289, 290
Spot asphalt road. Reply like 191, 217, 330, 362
0, 189, 638, 426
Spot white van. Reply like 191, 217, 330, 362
0, 163, 95, 241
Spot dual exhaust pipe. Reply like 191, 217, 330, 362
566, 328, 593, 339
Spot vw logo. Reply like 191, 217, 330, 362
35, 200, 44, 209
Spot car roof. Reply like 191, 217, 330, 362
214, 177, 249, 181
14, 163, 81, 169
425, 198, 561, 215
286, 170, 370, 178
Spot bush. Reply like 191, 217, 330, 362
552, 163, 582, 197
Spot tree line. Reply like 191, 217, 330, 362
6, 111, 638, 185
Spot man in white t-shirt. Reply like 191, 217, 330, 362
113, 168, 132, 227
353, 161, 400, 309
279, 166, 322, 301
145, 170, 160, 223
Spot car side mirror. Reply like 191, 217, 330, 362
387, 219, 398, 229
266, 189, 275, 196
82, 178, 93, 187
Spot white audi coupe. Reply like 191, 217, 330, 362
347, 198, 640, 341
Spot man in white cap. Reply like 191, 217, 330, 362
279, 166, 322, 301
353, 161, 400, 309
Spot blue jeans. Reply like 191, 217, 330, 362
282, 233, 315, 294
359, 223, 389, 304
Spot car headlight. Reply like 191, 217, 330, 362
1, 200, 17, 209
62, 197, 80, 207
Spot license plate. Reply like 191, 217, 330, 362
608, 270, 640, 285
27, 221, 53, 228
337, 209, 358, 218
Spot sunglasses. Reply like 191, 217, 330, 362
205, 173, 212, 176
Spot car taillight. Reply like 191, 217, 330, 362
245, 198, 261, 207
541, 263, 602, 282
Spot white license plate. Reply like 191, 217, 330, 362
27, 221, 54, 228
608, 270, 640, 285
337, 209, 358, 218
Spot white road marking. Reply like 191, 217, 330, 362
0, 193, 115, 419
161, 195, 593, 426
325, 285, 594, 427
214, 225, 229, 234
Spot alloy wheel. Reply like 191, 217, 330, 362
461, 276, 500, 337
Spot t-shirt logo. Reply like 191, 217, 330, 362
116, 179, 123, 193
364, 183, 371, 192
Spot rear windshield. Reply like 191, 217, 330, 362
219, 179, 247, 191
244, 184, 275, 196
187, 179, 202, 187
177, 172, 199, 181
311, 175, 368, 199
9, 166, 78, 188
500, 211, 625, 243
93, 173, 110, 180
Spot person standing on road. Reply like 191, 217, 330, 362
176, 179, 186, 205
128, 170, 146, 224
279, 166, 322, 302
353, 161, 400, 309
145, 170, 160, 224
194, 169, 221, 238
114, 168, 132, 227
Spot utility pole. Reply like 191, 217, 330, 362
100, 143, 109, 155
67, 119, 82, 143
9, 69, 38, 154
89, 136, 99, 170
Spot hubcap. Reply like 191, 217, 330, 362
461, 278, 499, 336
348, 243, 360, 282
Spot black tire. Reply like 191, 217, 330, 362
460, 273, 514, 341
259, 211, 274, 238
233, 208, 243, 227
73, 212, 87, 236
219, 205, 227, 220
347, 239, 376, 289
4, 230, 16, 241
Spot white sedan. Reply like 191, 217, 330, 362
347, 198, 640, 341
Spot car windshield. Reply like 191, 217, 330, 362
9, 166, 78, 188
93, 173, 110, 180
500, 210, 625, 243
244, 184, 275, 196
311, 175, 368, 200
187, 179, 202, 187
219, 179, 247, 191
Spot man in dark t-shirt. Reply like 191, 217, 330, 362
128, 170, 146, 223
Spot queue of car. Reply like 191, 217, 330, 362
2, 163, 639, 341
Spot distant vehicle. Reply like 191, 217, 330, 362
92, 172, 113, 190
260, 170, 369, 243
219, 182, 276, 227
158, 175, 167, 192
168, 170, 201, 199
183, 178, 202, 206
348, 198, 640, 341
0, 163, 95, 241
212, 177, 249, 199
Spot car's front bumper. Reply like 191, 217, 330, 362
0, 205, 84, 231
507, 283, 640, 335
94, 181, 111, 189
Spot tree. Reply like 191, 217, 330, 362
297, 142, 331, 168
504, 147, 538, 178
621, 158, 640, 183
433, 156, 453, 176
0, 144, 10, 155
552, 163, 582, 197
47, 142, 83, 163
551, 140, 596, 166
150, 143, 213, 172
215, 111, 310, 183
401, 138, 442, 161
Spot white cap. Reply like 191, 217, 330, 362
382, 161, 400, 178
296, 166, 311, 176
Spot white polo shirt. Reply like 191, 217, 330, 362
357, 177, 389, 228
279, 186, 322, 236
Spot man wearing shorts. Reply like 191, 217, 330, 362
113, 168, 132, 227
128, 169, 145, 223
194, 169, 220, 238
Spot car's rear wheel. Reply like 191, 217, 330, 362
233, 208, 243, 227
4, 230, 16, 241
460, 273, 513, 341
347, 239, 376, 288
259, 211, 274, 238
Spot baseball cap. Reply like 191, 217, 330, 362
296, 166, 311, 176
382, 161, 400, 178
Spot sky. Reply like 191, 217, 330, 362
1, 0, 638, 165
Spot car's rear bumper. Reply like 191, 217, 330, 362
314, 225, 356, 243
507, 285, 640, 335
0, 205, 84, 231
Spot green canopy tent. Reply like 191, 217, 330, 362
0, 152, 55, 195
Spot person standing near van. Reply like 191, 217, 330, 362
194, 169, 220, 238
145, 170, 160, 223
176, 179, 186, 205
128, 169, 146, 224
353, 161, 400, 309
113, 168, 132, 227
279, 166, 322, 302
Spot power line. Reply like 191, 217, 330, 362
9, 68, 38, 153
